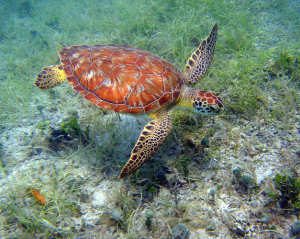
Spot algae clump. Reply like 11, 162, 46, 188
60, 116, 81, 136
273, 173, 300, 210
265, 52, 300, 83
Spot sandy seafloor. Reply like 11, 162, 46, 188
0, 1, 299, 239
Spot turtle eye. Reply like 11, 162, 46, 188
192, 98, 204, 113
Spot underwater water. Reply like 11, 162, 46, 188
0, 0, 299, 238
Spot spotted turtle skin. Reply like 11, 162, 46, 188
59, 45, 184, 114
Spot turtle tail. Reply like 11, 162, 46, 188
35, 65, 66, 89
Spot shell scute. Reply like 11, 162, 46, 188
117, 65, 140, 85
59, 45, 183, 113
93, 47, 113, 59
112, 51, 138, 65
148, 57, 165, 74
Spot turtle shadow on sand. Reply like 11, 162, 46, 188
92, 113, 211, 202
45, 111, 207, 202
90, 114, 187, 202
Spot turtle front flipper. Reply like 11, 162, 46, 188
185, 24, 218, 84
119, 112, 172, 178
35, 65, 66, 89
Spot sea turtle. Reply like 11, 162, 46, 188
35, 24, 223, 178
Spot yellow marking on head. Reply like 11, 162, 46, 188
54, 65, 67, 82
177, 98, 192, 109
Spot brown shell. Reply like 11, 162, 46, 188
59, 45, 183, 113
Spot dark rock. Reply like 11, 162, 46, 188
48, 128, 74, 150
232, 167, 242, 178
290, 221, 300, 236
239, 174, 257, 190
258, 214, 271, 224
171, 223, 190, 239
207, 187, 216, 202
232, 167, 257, 193
206, 223, 216, 231
145, 209, 154, 231
110, 209, 123, 223
201, 136, 210, 147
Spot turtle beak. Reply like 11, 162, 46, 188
216, 97, 224, 111
211, 97, 224, 114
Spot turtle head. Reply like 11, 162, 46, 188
35, 65, 66, 89
192, 90, 223, 115
178, 88, 223, 115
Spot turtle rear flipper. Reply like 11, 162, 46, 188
185, 24, 218, 84
35, 65, 66, 89
119, 112, 172, 178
